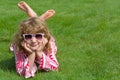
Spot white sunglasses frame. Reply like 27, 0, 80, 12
22, 33, 44, 40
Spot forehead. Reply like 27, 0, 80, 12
20, 18, 46, 34
23, 26, 42, 34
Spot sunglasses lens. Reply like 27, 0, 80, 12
24, 34, 32, 40
23, 33, 44, 40
35, 34, 43, 39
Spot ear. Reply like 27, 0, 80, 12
40, 10, 55, 21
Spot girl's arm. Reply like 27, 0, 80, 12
14, 51, 37, 78
37, 37, 59, 71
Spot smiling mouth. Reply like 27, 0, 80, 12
30, 44, 38, 47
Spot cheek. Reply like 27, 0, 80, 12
37, 39, 43, 43
37, 40, 43, 46
25, 40, 31, 44
38, 41, 42, 45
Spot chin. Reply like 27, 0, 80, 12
31, 48, 37, 51
31, 46, 38, 51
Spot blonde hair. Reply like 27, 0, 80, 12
11, 17, 52, 54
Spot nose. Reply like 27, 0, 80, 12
31, 37, 37, 42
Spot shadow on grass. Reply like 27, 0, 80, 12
0, 57, 16, 72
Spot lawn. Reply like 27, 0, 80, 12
0, 0, 120, 80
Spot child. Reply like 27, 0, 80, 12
10, 1, 59, 78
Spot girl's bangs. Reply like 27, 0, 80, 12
23, 26, 43, 34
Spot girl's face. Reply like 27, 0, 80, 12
22, 33, 45, 51
19, 17, 50, 51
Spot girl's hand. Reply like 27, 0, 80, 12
21, 41, 35, 54
36, 37, 48, 52
35, 37, 48, 58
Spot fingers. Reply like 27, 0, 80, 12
21, 41, 33, 53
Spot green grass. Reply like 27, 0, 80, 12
0, 0, 120, 80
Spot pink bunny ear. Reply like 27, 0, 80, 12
40, 10, 55, 21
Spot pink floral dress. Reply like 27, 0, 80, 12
10, 37, 59, 78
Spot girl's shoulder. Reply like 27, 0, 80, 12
50, 36, 56, 42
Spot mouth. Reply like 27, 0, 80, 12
30, 44, 38, 47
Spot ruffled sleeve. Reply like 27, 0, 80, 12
14, 51, 37, 78
38, 37, 59, 71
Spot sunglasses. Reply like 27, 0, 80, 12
22, 33, 44, 40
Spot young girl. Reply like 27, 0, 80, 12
10, 1, 59, 78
